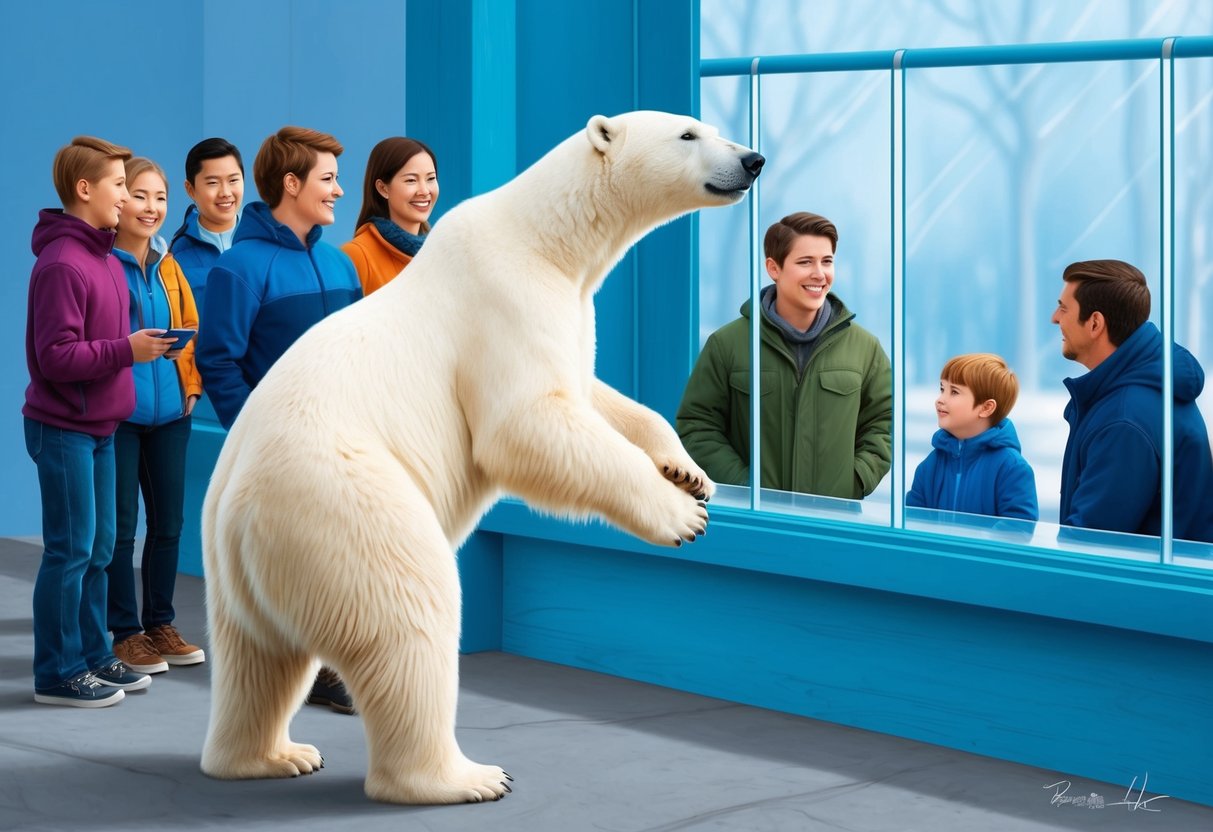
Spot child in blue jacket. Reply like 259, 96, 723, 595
907, 353, 1038, 521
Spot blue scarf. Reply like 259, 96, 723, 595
371, 216, 426, 257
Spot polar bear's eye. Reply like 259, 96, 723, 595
680, 131, 696, 140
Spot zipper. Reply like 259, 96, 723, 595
951, 440, 965, 510
143, 261, 163, 424
788, 337, 841, 486
155, 260, 188, 423
754, 310, 849, 488
309, 247, 330, 316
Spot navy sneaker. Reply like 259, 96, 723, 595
34, 671, 125, 708
306, 667, 356, 715
92, 659, 152, 691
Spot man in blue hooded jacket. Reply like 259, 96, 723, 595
1052, 259, 1213, 542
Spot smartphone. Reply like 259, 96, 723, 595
158, 328, 196, 350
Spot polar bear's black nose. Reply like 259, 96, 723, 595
742, 152, 765, 178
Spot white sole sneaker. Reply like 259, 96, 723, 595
94, 673, 152, 691
124, 659, 169, 674
34, 688, 125, 708
163, 649, 205, 666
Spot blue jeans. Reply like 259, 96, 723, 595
25, 418, 117, 689
107, 416, 191, 641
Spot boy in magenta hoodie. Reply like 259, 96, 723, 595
23, 136, 173, 707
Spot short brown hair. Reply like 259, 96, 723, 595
1061, 260, 1151, 347
123, 157, 168, 193
764, 212, 838, 267
52, 136, 132, 207
940, 353, 1019, 424
253, 126, 344, 208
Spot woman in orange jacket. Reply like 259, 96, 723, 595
342, 137, 438, 294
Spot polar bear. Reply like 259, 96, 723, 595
200, 111, 764, 804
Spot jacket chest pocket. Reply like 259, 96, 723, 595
818, 369, 862, 398
728, 370, 778, 398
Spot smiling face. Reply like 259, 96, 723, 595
116, 170, 167, 252
277, 151, 343, 241
1051, 279, 1100, 368
378, 153, 438, 234
75, 158, 129, 230
185, 155, 243, 232
935, 379, 996, 440
767, 233, 834, 330
297, 152, 342, 227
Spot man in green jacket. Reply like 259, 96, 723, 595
676, 211, 892, 499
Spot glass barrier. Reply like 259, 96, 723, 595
905, 59, 1162, 525
697, 37, 1213, 567
712, 483, 888, 526
1174, 54, 1213, 421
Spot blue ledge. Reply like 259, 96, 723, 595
479, 498, 1213, 646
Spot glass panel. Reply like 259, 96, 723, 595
907, 508, 1212, 570
695, 70, 893, 517
904, 60, 1161, 529
1174, 55, 1213, 498
712, 483, 889, 526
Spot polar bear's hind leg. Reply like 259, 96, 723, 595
201, 579, 322, 779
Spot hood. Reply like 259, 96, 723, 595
233, 201, 321, 251
31, 209, 116, 259
170, 204, 242, 248
1065, 322, 1205, 411
930, 417, 1023, 457
169, 204, 200, 247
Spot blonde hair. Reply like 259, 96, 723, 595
123, 157, 168, 193
52, 136, 132, 207
940, 353, 1019, 424
253, 126, 343, 208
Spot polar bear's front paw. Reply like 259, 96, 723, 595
655, 456, 715, 501
366, 761, 512, 804
635, 485, 709, 548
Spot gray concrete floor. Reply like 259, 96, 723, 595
1, 537, 1210, 832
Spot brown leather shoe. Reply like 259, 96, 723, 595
113, 633, 169, 674
146, 624, 206, 666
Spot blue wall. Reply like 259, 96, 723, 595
1, 0, 407, 536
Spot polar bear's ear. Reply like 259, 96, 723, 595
586, 114, 622, 155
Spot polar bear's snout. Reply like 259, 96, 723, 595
740, 151, 765, 179
706, 149, 765, 199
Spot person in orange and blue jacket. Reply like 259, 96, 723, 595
106, 157, 208, 679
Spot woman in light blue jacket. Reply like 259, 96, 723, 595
107, 157, 207, 677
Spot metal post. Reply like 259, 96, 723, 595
748, 58, 763, 511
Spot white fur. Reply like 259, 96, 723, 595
200, 111, 761, 804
